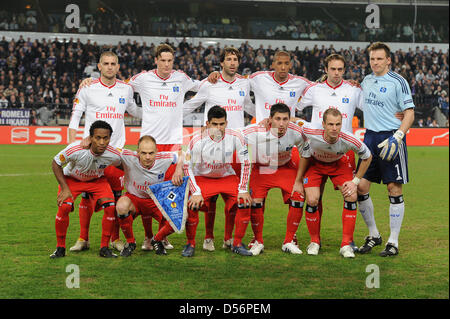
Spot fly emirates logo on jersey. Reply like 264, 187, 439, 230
318, 106, 349, 119
95, 106, 124, 120
222, 98, 243, 112
264, 98, 286, 110
132, 179, 154, 192
149, 94, 177, 107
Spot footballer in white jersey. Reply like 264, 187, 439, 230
249, 71, 310, 123
184, 48, 255, 129
120, 149, 178, 199
299, 79, 363, 132
181, 106, 252, 256
51, 121, 123, 259
240, 103, 308, 255
292, 109, 372, 257
114, 136, 185, 256
127, 68, 199, 145
301, 121, 371, 163
243, 121, 307, 167
183, 74, 255, 128
69, 78, 142, 148
54, 142, 122, 182
184, 127, 251, 196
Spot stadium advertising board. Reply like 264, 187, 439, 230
0, 109, 31, 126
0, 126, 447, 146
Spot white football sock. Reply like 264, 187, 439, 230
358, 194, 380, 238
388, 196, 405, 248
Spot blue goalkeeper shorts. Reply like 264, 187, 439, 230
357, 129, 409, 184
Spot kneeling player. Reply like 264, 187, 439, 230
115, 135, 184, 257
293, 108, 372, 258
50, 120, 122, 258
182, 106, 252, 257
241, 103, 308, 255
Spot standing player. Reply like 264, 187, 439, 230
50, 120, 122, 258
68, 51, 142, 254
356, 42, 415, 257
292, 109, 372, 258
183, 47, 255, 128
115, 135, 185, 257
182, 106, 252, 257
183, 47, 255, 251
248, 50, 311, 123
240, 103, 308, 255
298, 54, 363, 250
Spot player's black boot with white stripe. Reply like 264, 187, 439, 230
152, 239, 167, 255
120, 243, 137, 257
50, 247, 66, 259
379, 243, 399, 257
99, 247, 118, 258
358, 235, 382, 254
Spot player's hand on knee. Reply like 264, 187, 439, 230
237, 192, 252, 208
291, 181, 305, 198
188, 195, 204, 210
342, 181, 357, 198
57, 187, 72, 206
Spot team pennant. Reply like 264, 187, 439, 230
146, 176, 189, 233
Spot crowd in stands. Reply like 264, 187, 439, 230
0, 36, 448, 127
1, 7, 448, 44
257, 20, 447, 44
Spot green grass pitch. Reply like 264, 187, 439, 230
0, 145, 448, 299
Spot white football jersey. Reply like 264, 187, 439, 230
242, 122, 307, 167
120, 149, 178, 198
69, 79, 142, 148
298, 80, 363, 132
128, 69, 200, 144
184, 128, 251, 195
54, 142, 122, 181
183, 74, 255, 128
249, 71, 311, 122
301, 122, 371, 163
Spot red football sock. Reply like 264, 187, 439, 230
250, 204, 264, 244
154, 220, 175, 241
100, 204, 116, 248
204, 199, 216, 239
141, 214, 154, 239
233, 206, 251, 246
342, 201, 357, 247
317, 199, 323, 242
78, 196, 94, 241
284, 202, 304, 244
118, 214, 135, 244
305, 205, 320, 244
110, 217, 121, 242
185, 209, 199, 247
55, 203, 73, 248
224, 198, 236, 242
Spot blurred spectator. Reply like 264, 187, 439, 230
438, 91, 449, 118
0, 93, 8, 107
36, 105, 54, 126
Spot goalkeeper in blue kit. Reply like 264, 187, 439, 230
356, 42, 415, 257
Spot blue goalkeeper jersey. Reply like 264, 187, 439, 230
361, 71, 415, 132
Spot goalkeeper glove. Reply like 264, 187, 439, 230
377, 130, 404, 161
